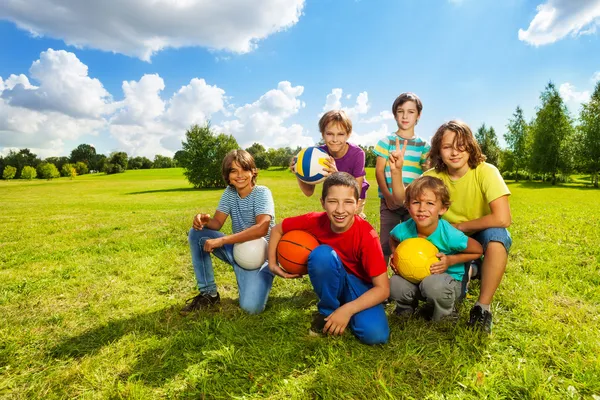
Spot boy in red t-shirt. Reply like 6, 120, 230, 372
268, 172, 390, 345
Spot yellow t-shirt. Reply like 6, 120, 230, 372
423, 162, 510, 225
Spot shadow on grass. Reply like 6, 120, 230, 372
126, 187, 222, 195
48, 291, 489, 397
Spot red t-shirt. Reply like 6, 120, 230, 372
282, 212, 386, 283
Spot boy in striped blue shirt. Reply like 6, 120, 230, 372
373, 92, 430, 261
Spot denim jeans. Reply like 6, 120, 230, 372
188, 228, 274, 314
307, 245, 389, 345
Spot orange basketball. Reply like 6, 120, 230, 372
276, 230, 320, 275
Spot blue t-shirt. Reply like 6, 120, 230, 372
216, 185, 276, 241
390, 218, 468, 280
372, 134, 430, 198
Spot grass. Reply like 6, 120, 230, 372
1, 168, 599, 399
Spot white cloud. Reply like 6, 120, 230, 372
559, 82, 590, 103
321, 88, 370, 122
216, 81, 312, 149
0, 0, 305, 61
360, 110, 394, 124
164, 78, 226, 129
349, 123, 391, 147
1, 49, 112, 118
111, 74, 166, 126
592, 71, 600, 83
518, 0, 600, 46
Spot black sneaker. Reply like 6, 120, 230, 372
467, 305, 493, 333
309, 313, 327, 335
393, 305, 416, 319
180, 292, 220, 315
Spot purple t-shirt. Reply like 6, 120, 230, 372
319, 142, 370, 199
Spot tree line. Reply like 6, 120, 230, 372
3, 81, 599, 188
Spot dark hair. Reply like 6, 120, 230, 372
392, 92, 423, 116
318, 110, 353, 135
321, 172, 359, 201
429, 120, 486, 173
221, 149, 258, 187
404, 176, 451, 208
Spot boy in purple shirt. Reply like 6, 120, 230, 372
292, 110, 370, 218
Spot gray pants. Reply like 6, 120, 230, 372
390, 273, 462, 321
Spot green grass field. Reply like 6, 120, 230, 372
1, 168, 599, 399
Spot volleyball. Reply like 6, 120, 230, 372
294, 147, 329, 184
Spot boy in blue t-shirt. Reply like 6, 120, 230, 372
372, 92, 430, 261
389, 176, 483, 321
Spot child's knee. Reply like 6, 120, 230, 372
308, 245, 337, 274
420, 275, 455, 303
239, 296, 266, 315
359, 323, 389, 345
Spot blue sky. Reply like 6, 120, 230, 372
1, 0, 599, 158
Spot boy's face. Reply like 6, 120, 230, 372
322, 122, 350, 154
228, 161, 254, 192
320, 185, 358, 233
395, 100, 420, 132
440, 130, 470, 174
408, 188, 447, 231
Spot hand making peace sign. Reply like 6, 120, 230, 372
389, 137, 408, 172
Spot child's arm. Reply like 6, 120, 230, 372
375, 156, 396, 209
192, 211, 227, 231
454, 195, 512, 234
295, 177, 316, 197
203, 214, 272, 253
430, 237, 483, 274
389, 137, 407, 205
267, 223, 302, 279
323, 272, 389, 336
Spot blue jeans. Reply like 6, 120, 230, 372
307, 245, 389, 345
188, 228, 274, 314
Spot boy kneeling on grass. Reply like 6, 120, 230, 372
389, 176, 483, 322
268, 172, 389, 345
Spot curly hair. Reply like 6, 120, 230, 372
429, 120, 486, 173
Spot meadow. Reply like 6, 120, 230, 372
1, 168, 599, 399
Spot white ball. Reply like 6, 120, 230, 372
294, 147, 329, 185
233, 238, 268, 270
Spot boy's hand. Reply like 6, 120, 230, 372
289, 155, 297, 173
268, 263, 302, 279
384, 193, 398, 210
430, 253, 449, 274
389, 137, 408, 172
323, 157, 338, 175
193, 213, 211, 230
324, 304, 353, 336
203, 237, 224, 253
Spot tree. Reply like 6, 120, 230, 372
180, 124, 239, 188
504, 106, 529, 181
173, 150, 186, 167
107, 152, 128, 173
45, 156, 70, 172
74, 161, 89, 175
529, 82, 574, 185
70, 144, 96, 168
61, 163, 77, 178
475, 124, 500, 167
359, 145, 377, 167
90, 154, 107, 172
129, 156, 153, 169
4, 149, 41, 178
266, 146, 298, 168
21, 166, 37, 180
3, 165, 16, 180
246, 143, 271, 169
37, 162, 60, 180
153, 155, 174, 169
578, 80, 600, 187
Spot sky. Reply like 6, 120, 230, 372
1, 0, 599, 159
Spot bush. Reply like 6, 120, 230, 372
21, 166, 37, 180
103, 163, 124, 174
61, 163, 77, 177
37, 163, 60, 180
3, 165, 17, 180
74, 161, 89, 175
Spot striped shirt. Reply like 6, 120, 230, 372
373, 133, 430, 198
216, 185, 276, 241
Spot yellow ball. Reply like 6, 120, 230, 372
393, 238, 439, 284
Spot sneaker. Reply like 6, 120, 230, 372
393, 305, 415, 320
309, 313, 327, 335
180, 292, 220, 315
467, 305, 493, 333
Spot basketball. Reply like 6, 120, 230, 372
392, 238, 439, 284
294, 147, 329, 184
233, 237, 268, 270
276, 230, 320, 275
